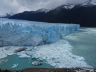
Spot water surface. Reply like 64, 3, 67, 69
0, 55, 53, 70
65, 28, 96, 67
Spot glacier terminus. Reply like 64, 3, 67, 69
0, 18, 80, 46
0, 18, 93, 69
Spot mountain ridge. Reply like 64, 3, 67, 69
0, 12, 14, 18
9, 2, 96, 27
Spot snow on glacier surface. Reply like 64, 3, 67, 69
0, 18, 80, 46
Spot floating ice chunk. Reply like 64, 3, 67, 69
0, 48, 8, 59
17, 53, 30, 58
0, 46, 30, 59
32, 61, 42, 66
0, 59, 8, 64
11, 63, 18, 68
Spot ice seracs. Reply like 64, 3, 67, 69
0, 18, 80, 46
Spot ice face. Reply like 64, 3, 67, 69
0, 18, 80, 46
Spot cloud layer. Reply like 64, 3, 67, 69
0, 0, 95, 15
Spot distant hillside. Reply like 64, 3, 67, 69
0, 13, 14, 18
9, 4, 96, 27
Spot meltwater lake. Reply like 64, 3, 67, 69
65, 28, 96, 68
0, 28, 96, 70
0, 55, 53, 70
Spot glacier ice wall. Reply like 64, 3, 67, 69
0, 18, 80, 46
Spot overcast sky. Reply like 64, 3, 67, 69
0, 0, 95, 15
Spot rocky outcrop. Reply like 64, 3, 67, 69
14, 48, 27, 53
0, 68, 95, 72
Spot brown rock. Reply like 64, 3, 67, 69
14, 48, 27, 53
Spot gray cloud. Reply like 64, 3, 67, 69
0, 0, 95, 15
0, 0, 29, 15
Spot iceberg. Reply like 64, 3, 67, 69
11, 63, 18, 68
0, 18, 80, 46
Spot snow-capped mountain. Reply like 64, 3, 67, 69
53, 4, 75, 10
81, 0, 96, 6
38, 0, 96, 11
36, 8, 50, 13
53, 0, 96, 10
9, 0, 96, 27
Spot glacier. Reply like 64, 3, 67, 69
0, 18, 80, 46
0, 18, 92, 68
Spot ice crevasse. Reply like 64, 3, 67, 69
0, 18, 80, 46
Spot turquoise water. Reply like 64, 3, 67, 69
0, 55, 53, 70
65, 28, 96, 68
0, 28, 96, 70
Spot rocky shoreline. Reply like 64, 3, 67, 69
0, 68, 96, 72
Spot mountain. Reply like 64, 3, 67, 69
36, 8, 50, 13
9, 1, 96, 27
0, 12, 14, 18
